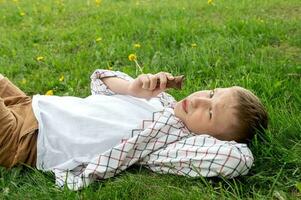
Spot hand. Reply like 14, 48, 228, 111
127, 72, 175, 99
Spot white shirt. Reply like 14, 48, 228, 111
33, 69, 254, 190
32, 94, 164, 170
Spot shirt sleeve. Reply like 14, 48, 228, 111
90, 69, 134, 95
139, 135, 254, 178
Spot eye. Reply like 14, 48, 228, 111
209, 90, 214, 98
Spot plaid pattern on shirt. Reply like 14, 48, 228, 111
52, 69, 254, 190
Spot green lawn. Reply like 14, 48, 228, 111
0, 0, 301, 199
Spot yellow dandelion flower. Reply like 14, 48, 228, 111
59, 75, 64, 82
45, 90, 54, 96
128, 53, 137, 61
95, 0, 101, 5
191, 43, 197, 48
36, 56, 44, 61
208, 0, 213, 5
128, 54, 143, 74
21, 78, 27, 84
19, 12, 26, 16
134, 43, 141, 48
95, 37, 102, 42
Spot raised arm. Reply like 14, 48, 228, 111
106, 73, 174, 99
101, 77, 131, 95
90, 69, 134, 96
91, 69, 174, 99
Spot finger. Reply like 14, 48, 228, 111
140, 74, 150, 89
166, 73, 174, 80
159, 73, 167, 89
148, 74, 158, 90
158, 72, 174, 80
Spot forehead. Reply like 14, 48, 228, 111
215, 87, 237, 102
193, 87, 237, 99
212, 88, 239, 135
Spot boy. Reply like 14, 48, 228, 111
0, 70, 268, 189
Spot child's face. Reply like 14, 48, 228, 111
174, 87, 239, 140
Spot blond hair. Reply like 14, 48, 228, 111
232, 86, 268, 142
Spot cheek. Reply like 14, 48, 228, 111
193, 109, 206, 122
186, 111, 206, 132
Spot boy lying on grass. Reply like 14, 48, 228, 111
0, 70, 268, 190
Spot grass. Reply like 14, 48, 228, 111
0, 0, 300, 199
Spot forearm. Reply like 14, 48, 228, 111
101, 77, 131, 95
93, 70, 172, 99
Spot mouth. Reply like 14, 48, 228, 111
182, 99, 187, 113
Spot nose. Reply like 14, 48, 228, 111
191, 97, 211, 108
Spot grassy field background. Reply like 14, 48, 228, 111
0, 0, 301, 199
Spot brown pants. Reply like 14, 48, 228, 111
0, 75, 38, 168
